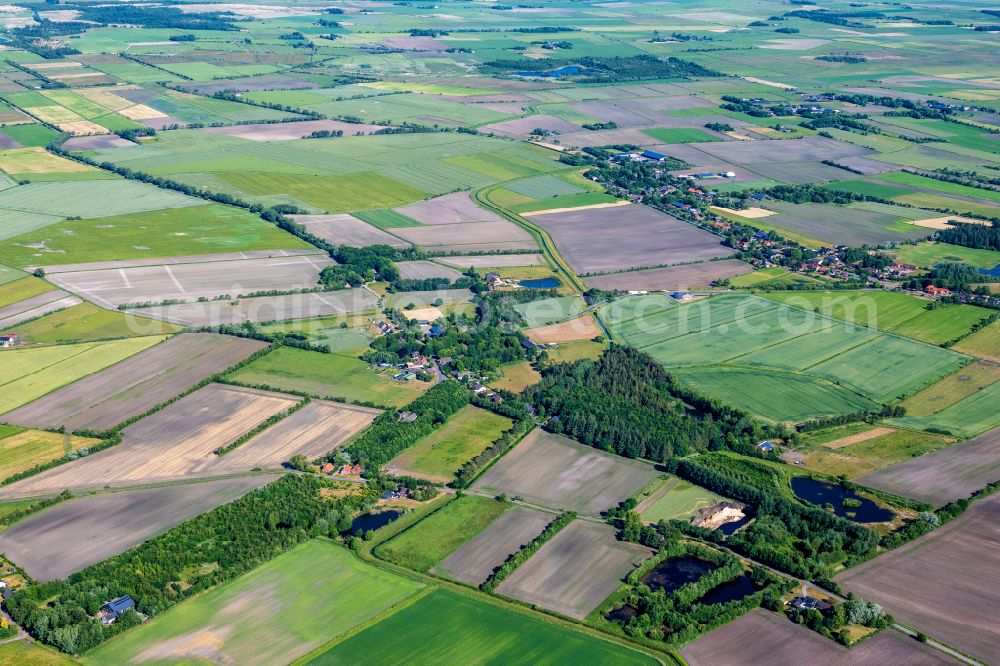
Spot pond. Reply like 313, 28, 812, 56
790, 477, 893, 523
519, 277, 561, 289
980, 263, 1000, 278
346, 509, 401, 534
514, 65, 587, 78
641, 556, 717, 594
604, 605, 638, 623
696, 574, 760, 606
717, 514, 752, 536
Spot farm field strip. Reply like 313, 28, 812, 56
130, 289, 379, 326
0, 290, 80, 329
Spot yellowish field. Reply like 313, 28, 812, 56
0, 147, 98, 174
118, 104, 166, 120
0, 429, 100, 480
712, 206, 776, 219
57, 120, 109, 136
75, 88, 134, 111
25, 105, 82, 124
403, 306, 444, 321
906, 215, 988, 229
526, 314, 601, 344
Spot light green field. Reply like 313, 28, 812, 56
728, 267, 828, 288
954, 319, 1000, 361
0, 275, 53, 308
792, 427, 954, 479
0, 639, 75, 666
878, 171, 1000, 204
226, 346, 428, 408
387, 405, 513, 482
0, 205, 310, 267
83, 540, 424, 666
218, 170, 428, 212
642, 127, 721, 143
900, 362, 1000, 417
258, 316, 376, 355
888, 380, 1000, 438
544, 339, 607, 363
507, 191, 619, 214
514, 295, 586, 327
0, 263, 25, 285
637, 476, 724, 523
505, 174, 586, 199
6, 302, 180, 343
353, 208, 421, 229
490, 360, 542, 393
376, 495, 509, 572
0, 428, 100, 480
305, 588, 659, 666
0, 336, 168, 414
891, 242, 1000, 270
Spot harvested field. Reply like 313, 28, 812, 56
495, 520, 652, 620
0, 428, 99, 481
0, 475, 276, 581
437, 254, 545, 269
61, 135, 134, 150
480, 114, 583, 138
584, 260, 751, 291
857, 426, 1000, 506
394, 191, 504, 225
402, 306, 444, 322
695, 135, 870, 164
389, 219, 536, 253
289, 213, 410, 248
526, 314, 600, 344
395, 260, 463, 281
836, 493, 1000, 664
905, 215, 987, 229
472, 429, 657, 515
0, 146, 96, 175
1, 333, 268, 432
432, 506, 553, 586
681, 609, 953, 666
824, 426, 896, 449
131, 289, 378, 327
0, 289, 81, 329
712, 206, 775, 219
43, 251, 334, 308
528, 204, 731, 274
0, 384, 299, 498
202, 119, 383, 141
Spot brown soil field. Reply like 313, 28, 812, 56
36, 250, 320, 275
480, 114, 583, 138
584, 260, 750, 292
394, 191, 504, 225
526, 314, 600, 343
289, 213, 410, 248
496, 520, 652, 620
681, 609, 954, 666
0, 475, 277, 581
395, 260, 462, 281
857, 426, 1000, 506
555, 127, 662, 149
61, 135, 135, 150
835, 493, 1000, 664
437, 254, 545, 269
0, 384, 297, 498
203, 119, 383, 141
0, 290, 80, 329
390, 220, 536, 253
217, 399, 380, 471
44, 252, 334, 308
529, 204, 732, 274
472, 429, 657, 515
825, 426, 896, 449
2, 333, 268, 432
695, 135, 872, 165
132, 289, 378, 326
432, 506, 552, 585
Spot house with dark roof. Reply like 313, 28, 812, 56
100, 595, 136, 624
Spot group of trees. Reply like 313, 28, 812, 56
523, 347, 777, 462
937, 221, 1000, 251
6, 475, 383, 654
483, 55, 722, 83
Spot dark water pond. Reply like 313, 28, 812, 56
717, 514, 752, 536
515, 65, 586, 78
520, 277, 561, 289
347, 509, 401, 534
980, 263, 1000, 277
642, 556, 717, 594
696, 574, 760, 606
605, 605, 638, 623
790, 477, 893, 523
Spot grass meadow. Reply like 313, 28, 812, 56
6, 302, 180, 344
637, 476, 725, 523
0, 428, 100, 481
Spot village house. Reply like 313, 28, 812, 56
99, 595, 136, 625
925, 285, 951, 296
0, 334, 18, 348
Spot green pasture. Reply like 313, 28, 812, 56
0, 123, 59, 148
387, 405, 513, 482
376, 495, 509, 572
6, 303, 180, 344
642, 127, 721, 143
891, 242, 1000, 270
878, 171, 1000, 204
954, 319, 1000, 360
226, 346, 428, 408
353, 208, 421, 229
83, 541, 423, 666
505, 174, 586, 199
0, 263, 25, 286
514, 295, 586, 327
638, 476, 724, 523
507, 191, 619, 213
888, 380, 1000, 438
793, 427, 954, 480
0, 276, 53, 308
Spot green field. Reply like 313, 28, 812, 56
0, 639, 75, 666
0, 428, 100, 480
258, 316, 376, 355
306, 588, 658, 665
0, 335, 168, 414
514, 295, 586, 327
0, 263, 25, 285
226, 346, 428, 408
728, 267, 828, 288
491, 360, 542, 393
0, 205, 310, 267
386, 405, 513, 482
642, 127, 721, 143
0, 275, 53, 308
83, 540, 423, 666
376, 495, 509, 572
637, 476, 724, 523
6, 302, 180, 343
877, 171, 1000, 204
891, 241, 1000, 270
505, 174, 586, 199
954, 319, 1000, 361
888, 380, 1000, 438
353, 208, 421, 229
791, 427, 954, 479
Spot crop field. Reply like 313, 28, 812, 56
395, 260, 463, 281
132, 289, 379, 327
85, 540, 424, 666
954, 319, 1000, 361
0, 147, 101, 177
514, 295, 586, 328
472, 429, 657, 516
389, 219, 537, 253
289, 213, 411, 248
42, 251, 332, 308
0, 384, 299, 498
496, 521, 652, 620
394, 191, 505, 225
857, 427, 1000, 506
0, 289, 80, 330
835, 493, 1000, 664
0, 476, 276, 580
432, 507, 553, 586
385, 405, 512, 483
681, 609, 952, 666
4, 301, 179, 343
584, 259, 752, 292
827, 178, 1000, 219
227, 346, 427, 408
527, 204, 732, 274
603, 294, 969, 421
888, 380, 1000, 438
306, 588, 658, 666
2, 333, 267, 431
755, 201, 931, 246
890, 241, 1000, 270
377, 495, 511, 572
635, 476, 725, 523
526, 314, 601, 344
202, 119, 385, 141
0, 335, 166, 416
0, 205, 309, 267
643, 127, 720, 143
0, 428, 99, 482
783, 427, 953, 480
901, 361, 1000, 417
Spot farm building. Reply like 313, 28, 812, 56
925, 285, 951, 296
99, 594, 136, 624
0, 334, 19, 348
788, 596, 832, 614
